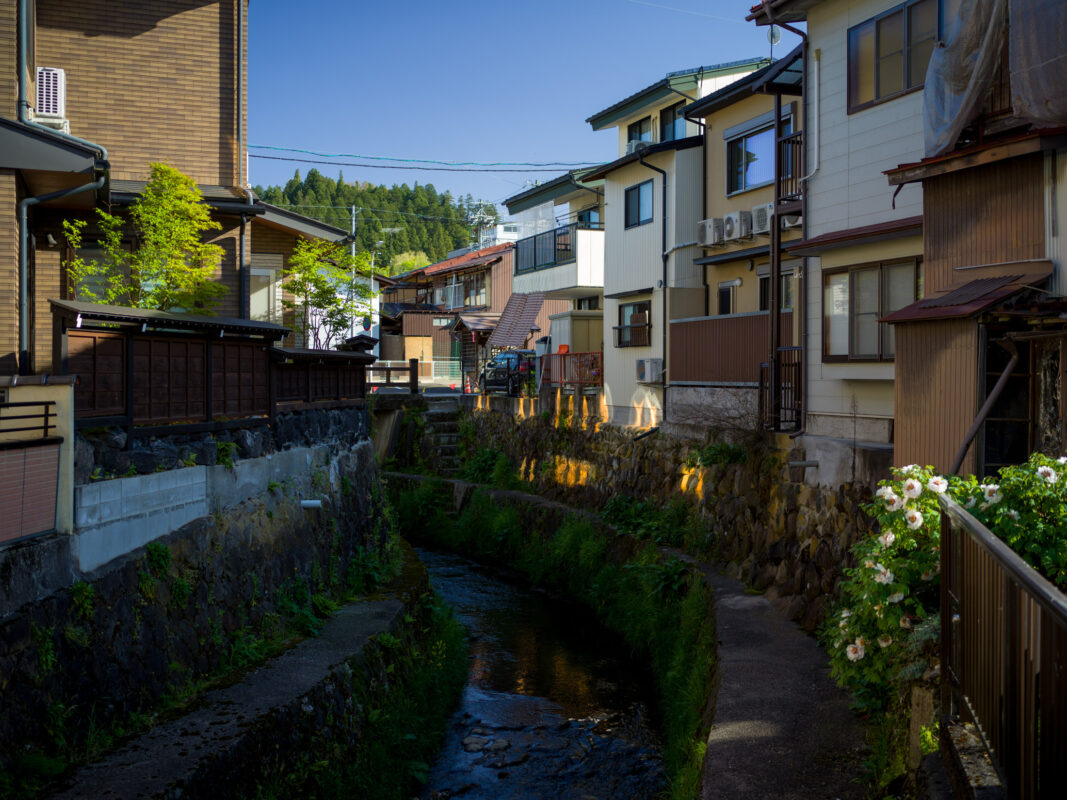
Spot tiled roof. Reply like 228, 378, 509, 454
424, 242, 513, 277
487, 293, 547, 349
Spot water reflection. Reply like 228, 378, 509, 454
418, 549, 663, 800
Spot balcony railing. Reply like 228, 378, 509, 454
540, 351, 603, 389
515, 221, 603, 274
614, 322, 651, 348
940, 495, 1067, 799
778, 131, 804, 204
670, 311, 793, 384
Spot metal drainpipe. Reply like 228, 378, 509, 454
19, 180, 104, 374
17, 0, 108, 375
638, 154, 669, 409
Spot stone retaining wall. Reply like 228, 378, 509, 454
0, 439, 386, 767
458, 409, 876, 631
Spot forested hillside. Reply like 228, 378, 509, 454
254, 170, 498, 273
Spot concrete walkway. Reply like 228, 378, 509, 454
675, 554, 868, 800
391, 475, 871, 799
50, 598, 403, 800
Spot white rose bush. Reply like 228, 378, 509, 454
828, 454, 1067, 711
826, 465, 961, 711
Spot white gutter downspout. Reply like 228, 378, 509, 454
17, 0, 108, 374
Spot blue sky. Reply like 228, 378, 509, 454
247, 0, 802, 211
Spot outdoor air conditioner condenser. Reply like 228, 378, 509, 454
698, 218, 724, 246
723, 210, 752, 241
36, 67, 66, 118
751, 203, 775, 235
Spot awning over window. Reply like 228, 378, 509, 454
881, 268, 1050, 323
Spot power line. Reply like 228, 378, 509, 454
250, 154, 574, 173
249, 144, 598, 168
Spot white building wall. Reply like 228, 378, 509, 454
800, 0, 928, 455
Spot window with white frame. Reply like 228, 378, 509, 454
823, 259, 922, 361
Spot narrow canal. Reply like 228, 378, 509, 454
417, 548, 665, 800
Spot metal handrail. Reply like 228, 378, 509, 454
0, 400, 57, 439
515, 221, 604, 274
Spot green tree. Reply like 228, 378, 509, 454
388, 250, 431, 275
282, 238, 373, 349
63, 163, 226, 312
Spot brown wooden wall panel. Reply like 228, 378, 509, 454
275, 361, 365, 403
490, 251, 514, 312
670, 312, 793, 384
402, 312, 438, 336
894, 319, 979, 474
35, 0, 245, 186
924, 154, 1045, 294
0, 443, 59, 543
131, 336, 207, 424
0, 169, 18, 376
212, 340, 268, 417
68, 331, 125, 416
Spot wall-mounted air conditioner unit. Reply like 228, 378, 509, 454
723, 210, 752, 241
781, 213, 803, 229
34, 67, 69, 133
626, 140, 650, 155
697, 218, 724, 246
636, 357, 664, 384
751, 203, 775, 235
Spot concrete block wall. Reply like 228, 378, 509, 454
74, 465, 209, 572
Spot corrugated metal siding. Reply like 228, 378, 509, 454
402, 312, 438, 336
0, 444, 59, 543
894, 319, 978, 474
490, 251, 514, 312
670, 312, 792, 383
924, 154, 1045, 294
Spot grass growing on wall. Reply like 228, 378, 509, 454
391, 479, 717, 800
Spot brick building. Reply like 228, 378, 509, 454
0, 0, 346, 376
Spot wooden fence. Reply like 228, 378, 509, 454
940, 496, 1067, 799
66, 331, 383, 436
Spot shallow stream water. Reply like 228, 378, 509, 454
417, 548, 665, 800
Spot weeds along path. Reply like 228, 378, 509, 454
387, 473, 867, 800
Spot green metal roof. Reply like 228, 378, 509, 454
585, 58, 769, 130
503, 168, 604, 214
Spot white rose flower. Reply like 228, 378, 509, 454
885, 493, 904, 512
878, 531, 896, 548
875, 486, 892, 499
899, 616, 913, 629
905, 508, 924, 530
846, 642, 865, 661
965, 496, 977, 509
1038, 466, 1058, 484
927, 476, 948, 494
888, 592, 904, 604
1058, 456, 1067, 465
981, 484, 1002, 503
873, 563, 894, 584
877, 635, 893, 649
840, 608, 852, 619
902, 478, 923, 499
921, 569, 936, 581
899, 464, 920, 475
1006, 509, 1020, 521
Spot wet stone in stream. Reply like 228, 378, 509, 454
418, 549, 664, 800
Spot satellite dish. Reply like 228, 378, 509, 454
768, 25, 782, 46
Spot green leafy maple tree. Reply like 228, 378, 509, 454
63, 163, 226, 312
282, 238, 373, 350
